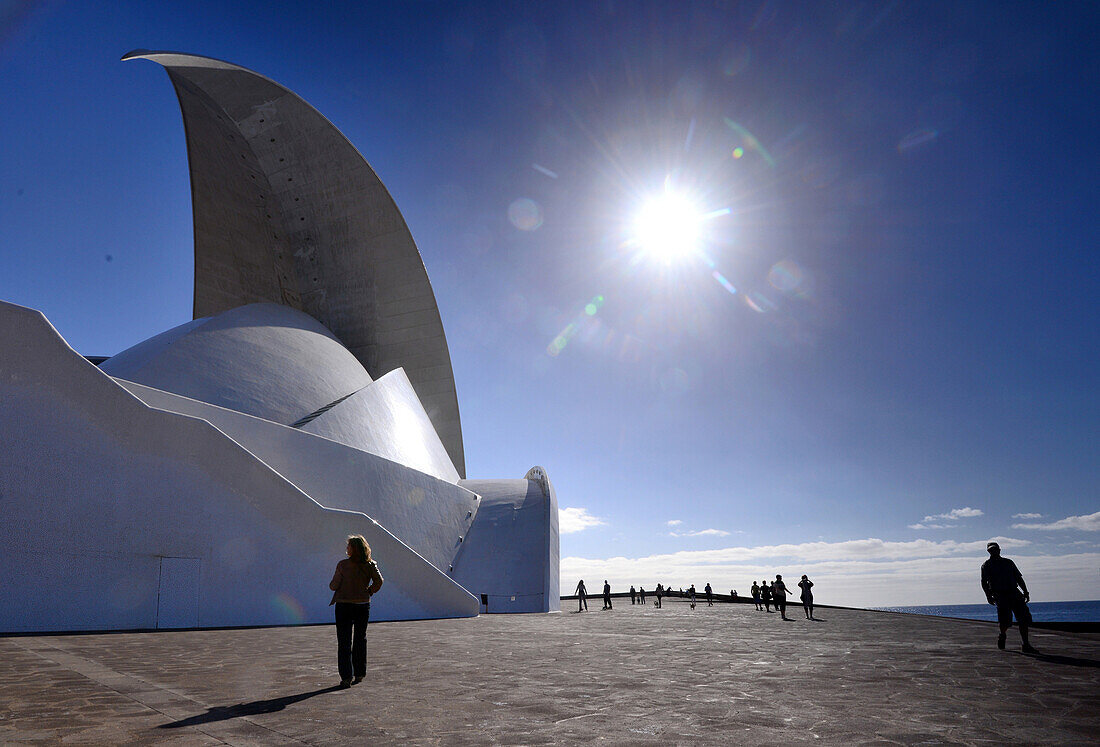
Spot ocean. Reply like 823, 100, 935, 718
872, 599, 1100, 623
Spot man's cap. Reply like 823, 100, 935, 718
987, 541, 1000, 550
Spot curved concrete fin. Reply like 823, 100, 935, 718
123, 50, 465, 478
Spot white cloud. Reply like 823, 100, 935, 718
666, 519, 683, 526
558, 507, 605, 534
908, 523, 950, 530
560, 537, 1097, 607
921, 507, 983, 522
1012, 513, 1042, 520
1012, 511, 1100, 532
670, 528, 730, 538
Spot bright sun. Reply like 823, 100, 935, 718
633, 192, 703, 261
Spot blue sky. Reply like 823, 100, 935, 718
1, 1, 1096, 606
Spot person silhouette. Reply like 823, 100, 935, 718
328, 535, 383, 689
798, 575, 814, 619
981, 541, 1036, 652
751, 581, 762, 610
761, 581, 772, 612
704, 582, 713, 606
630, 585, 637, 605
688, 584, 697, 610
638, 586, 646, 605
773, 575, 791, 620
655, 583, 663, 608
574, 579, 588, 612
603, 580, 613, 610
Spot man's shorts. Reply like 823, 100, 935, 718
994, 590, 1032, 626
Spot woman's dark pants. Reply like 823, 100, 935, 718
335, 602, 370, 680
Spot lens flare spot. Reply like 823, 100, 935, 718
585, 295, 605, 316
768, 260, 804, 293
508, 198, 543, 231
547, 295, 604, 356
745, 292, 776, 313
898, 127, 939, 153
723, 118, 776, 167
721, 43, 751, 76
712, 270, 737, 295
732, 147, 744, 159
271, 592, 306, 624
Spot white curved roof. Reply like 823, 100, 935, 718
123, 49, 465, 477
101, 303, 372, 426
302, 369, 460, 483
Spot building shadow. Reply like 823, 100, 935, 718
158, 685, 342, 729
1023, 652, 1100, 668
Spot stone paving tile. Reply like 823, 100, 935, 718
1, 602, 1098, 745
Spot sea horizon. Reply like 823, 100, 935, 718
871, 599, 1100, 624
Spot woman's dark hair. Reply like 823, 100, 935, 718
347, 534, 371, 563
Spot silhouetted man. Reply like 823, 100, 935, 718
705, 582, 713, 606
981, 541, 1036, 652
630, 585, 637, 605
575, 579, 588, 612
639, 586, 646, 605
603, 580, 613, 610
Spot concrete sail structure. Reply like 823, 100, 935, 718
120, 50, 465, 478
0, 52, 560, 633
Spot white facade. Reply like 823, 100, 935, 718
0, 50, 560, 633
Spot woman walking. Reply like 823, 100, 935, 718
798, 575, 815, 620
773, 574, 792, 620
329, 534, 384, 688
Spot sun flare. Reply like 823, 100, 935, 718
633, 192, 703, 261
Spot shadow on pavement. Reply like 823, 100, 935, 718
158, 685, 343, 729
1024, 652, 1100, 668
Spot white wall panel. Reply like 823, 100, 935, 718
0, 301, 478, 633
115, 379, 476, 572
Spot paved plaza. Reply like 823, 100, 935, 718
2, 601, 1098, 745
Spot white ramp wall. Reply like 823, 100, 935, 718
114, 378, 477, 573
0, 301, 478, 633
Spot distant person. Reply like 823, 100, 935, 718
773, 575, 791, 620
603, 580, 613, 610
751, 582, 762, 610
761, 582, 772, 612
630, 585, 637, 605
689, 584, 697, 610
731, 590, 737, 603
705, 583, 713, 606
655, 583, 664, 608
981, 541, 1037, 652
798, 575, 814, 619
575, 579, 588, 612
639, 586, 646, 605
329, 534, 383, 689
